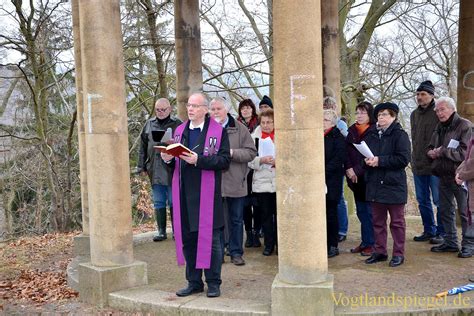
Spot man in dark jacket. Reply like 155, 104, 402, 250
428, 97, 473, 258
137, 98, 182, 241
210, 97, 257, 266
411, 80, 444, 244
161, 92, 231, 298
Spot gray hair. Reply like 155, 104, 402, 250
155, 98, 170, 107
323, 109, 338, 126
189, 92, 210, 107
210, 96, 231, 112
435, 97, 456, 111
323, 96, 338, 110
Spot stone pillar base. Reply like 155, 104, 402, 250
271, 273, 334, 316
78, 260, 148, 307
73, 234, 90, 257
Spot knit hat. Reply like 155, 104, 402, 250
259, 95, 273, 108
374, 102, 399, 118
416, 80, 435, 95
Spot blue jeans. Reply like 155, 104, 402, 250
152, 184, 172, 209
413, 175, 443, 236
225, 197, 245, 257
355, 201, 374, 247
337, 180, 348, 236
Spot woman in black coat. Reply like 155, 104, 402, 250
345, 101, 376, 256
364, 102, 411, 267
324, 109, 346, 258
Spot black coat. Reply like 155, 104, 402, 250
138, 115, 182, 185
173, 116, 231, 233
364, 122, 411, 205
324, 127, 346, 201
345, 124, 374, 201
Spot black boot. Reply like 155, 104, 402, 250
252, 230, 261, 247
153, 208, 167, 242
245, 231, 253, 248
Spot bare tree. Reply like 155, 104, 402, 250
0, 0, 78, 233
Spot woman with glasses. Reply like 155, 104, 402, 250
248, 109, 277, 256
345, 101, 376, 256
364, 102, 411, 267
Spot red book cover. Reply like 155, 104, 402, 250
154, 143, 192, 157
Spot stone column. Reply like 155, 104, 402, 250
71, 0, 90, 258
457, 0, 474, 123
76, 0, 147, 306
321, 0, 342, 113
272, 1, 334, 315
174, 0, 203, 120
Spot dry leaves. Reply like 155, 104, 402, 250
0, 224, 156, 307
0, 232, 79, 305
0, 269, 78, 303
132, 177, 154, 217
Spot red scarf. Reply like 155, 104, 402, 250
324, 127, 334, 137
261, 130, 274, 141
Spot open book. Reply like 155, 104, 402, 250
154, 143, 192, 157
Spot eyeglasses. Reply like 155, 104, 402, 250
186, 103, 206, 108
260, 120, 274, 125
155, 108, 170, 113
377, 112, 391, 117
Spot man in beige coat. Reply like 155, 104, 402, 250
210, 97, 257, 266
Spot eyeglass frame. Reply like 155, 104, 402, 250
186, 103, 207, 109
155, 107, 171, 113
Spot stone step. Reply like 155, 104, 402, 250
108, 284, 270, 315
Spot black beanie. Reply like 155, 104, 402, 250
374, 102, 399, 118
259, 95, 273, 108
416, 80, 435, 95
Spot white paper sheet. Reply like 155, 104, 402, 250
161, 128, 173, 143
353, 141, 374, 158
259, 137, 275, 157
447, 139, 460, 149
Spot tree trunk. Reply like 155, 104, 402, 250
0, 177, 9, 240
321, 0, 341, 110
267, 0, 274, 100
174, 0, 203, 119
338, 0, 396, 120
141, 0, 169, 99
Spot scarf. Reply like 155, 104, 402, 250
238, 115, 259, 133
324, 126, 334, 137
355, 123, 370, 137
261, 130, 274, 141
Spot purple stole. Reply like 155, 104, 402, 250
172, 118, 223, 269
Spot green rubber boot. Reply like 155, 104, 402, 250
153, 208, 167, 242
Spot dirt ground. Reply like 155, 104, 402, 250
137, 216, 474, 303
1, 216, 473, 315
